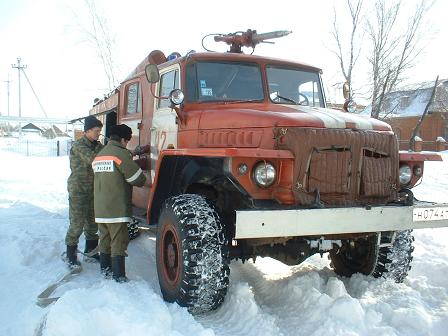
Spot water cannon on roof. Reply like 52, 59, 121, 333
203, 29, 292, 53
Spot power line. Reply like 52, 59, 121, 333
22, 69, 49, 119
10, 58, 57, 138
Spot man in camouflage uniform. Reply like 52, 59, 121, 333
65, 115, 104, 267
93, 124, 146, 282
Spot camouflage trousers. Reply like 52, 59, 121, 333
65, 194, 98, 246
98, 222, 130, 257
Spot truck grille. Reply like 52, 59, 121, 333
277, 128, 399, 206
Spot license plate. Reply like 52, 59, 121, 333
413, 207, 448, 221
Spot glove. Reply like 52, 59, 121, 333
132, 145, 150, 156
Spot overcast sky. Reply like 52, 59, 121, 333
0, 0, 447, 120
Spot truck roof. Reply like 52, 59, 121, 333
172, 52, 323, 73
123, 50, 323, 83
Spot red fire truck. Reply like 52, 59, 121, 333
89, 30, 448, 314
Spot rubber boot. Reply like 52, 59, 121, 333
111, 256, 128, 283
66, 245, 80, 268
100, 253, 112, 278
84, 239, 99, 261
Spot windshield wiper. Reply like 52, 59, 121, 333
275, 94, 299, 105
219, 99, 262, 104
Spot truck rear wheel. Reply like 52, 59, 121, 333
330, 234, 379, 277
373, 230, 414, 282
127, 218, 140, 240
330, 230, 414, 283
156, 194, 229, 314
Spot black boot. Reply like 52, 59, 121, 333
84, 239, 99, 261
66, 245, 80, 268
111, 256, 128, 283
100, 253, 112, 278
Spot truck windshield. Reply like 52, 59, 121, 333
186, 62, 264, 102
266, 66, 325, 107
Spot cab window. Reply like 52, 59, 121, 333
185, 61, 263, 102
266, 66, 324, 107
126, 82, 141, 114
158, 70, 179, 108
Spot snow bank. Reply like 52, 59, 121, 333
1, 150, 448, 336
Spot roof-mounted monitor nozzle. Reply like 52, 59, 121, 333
208, 29, 292, 53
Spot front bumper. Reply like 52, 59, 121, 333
235, 201, 448, 239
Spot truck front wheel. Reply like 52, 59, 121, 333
156, 194, 229, 314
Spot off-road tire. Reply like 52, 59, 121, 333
156, 194, 229, 314
127, 219, 140, 240
372, 230, 414, 282
330, 230, 414, 283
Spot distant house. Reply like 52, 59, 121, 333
42, 125, 69, 138
21, 123, 43, 135
363, 79, 448, 151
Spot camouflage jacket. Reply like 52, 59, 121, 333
67, 135, 104, 195
93, 140, 146, 223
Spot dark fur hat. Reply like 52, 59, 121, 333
110, 124, 132, 141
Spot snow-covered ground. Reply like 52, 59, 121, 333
0, 149, 447, 336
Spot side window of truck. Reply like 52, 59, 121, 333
126, 82, 141, 114
158, 70, 179, 109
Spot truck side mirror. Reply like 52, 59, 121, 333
145, 64, 160, 83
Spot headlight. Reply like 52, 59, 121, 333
253, 161, 276, 187
399, 165, 412, 185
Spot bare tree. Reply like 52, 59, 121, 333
409, 76, 439, 151
367, 0, 432, 119
330, 0, 364, 100
72, 0, 119, 91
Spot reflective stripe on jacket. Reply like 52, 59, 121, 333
93, 140, 146, 223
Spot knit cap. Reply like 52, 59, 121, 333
84, 116, 103, 131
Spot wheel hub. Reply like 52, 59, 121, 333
162, 226, 180, 285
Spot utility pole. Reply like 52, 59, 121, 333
2, 74, 12, 132
4, 72, 11, 134
1, 74, 11, 116
12, 58, 27, 138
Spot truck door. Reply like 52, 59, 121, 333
121, 80, 142, 148
150, 64, 180, 183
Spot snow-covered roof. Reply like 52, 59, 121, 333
362, 79, 448, 118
